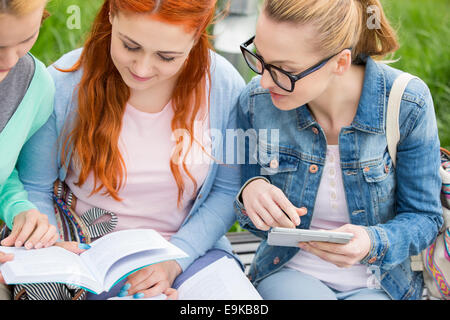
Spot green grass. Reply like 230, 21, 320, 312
381, 0, 450, 149
29, 0, 449, 233
31, 0, 103, 65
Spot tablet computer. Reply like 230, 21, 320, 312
267, 227, 354, 247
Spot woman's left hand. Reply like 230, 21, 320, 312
298, 224, 372, 268
120, 260, 182, 299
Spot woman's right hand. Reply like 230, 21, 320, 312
0, 209, 59, 249
241, 179, 308, 230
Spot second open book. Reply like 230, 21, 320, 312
0, 229, 187, 294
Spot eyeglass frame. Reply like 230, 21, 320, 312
240, 36, 352, 93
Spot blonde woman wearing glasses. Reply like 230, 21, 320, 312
235, 0, 442, 300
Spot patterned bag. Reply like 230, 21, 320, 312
1, 180, 118, 300
386, 73, 450, 300
419, 148, 450, 300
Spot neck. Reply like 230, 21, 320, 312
308, 64, 365, 130
129, 76, 178, 114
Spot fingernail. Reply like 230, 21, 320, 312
118, 290, 128, 297
35, 242, 43, 249
78, 243, 91, 250
15, 240, 23, 247
121, 283, 131, 291
25, 242, 33, 249
133, 293, 144, 299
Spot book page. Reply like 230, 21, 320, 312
80, 229, 185, 284
177, 257, 262, 300
102, 245, 187, 291
0, 246, 99, 292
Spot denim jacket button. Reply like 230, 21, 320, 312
384, 165, 390, 173
368, 257, 377, 264
309, 164, 319, 173
364, 167, 370, 173
312, 127, 319, 135
273, 257, 280, 265
270, 159, 279, 169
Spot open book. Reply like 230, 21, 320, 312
177, 256, 262, 300
0, 229, 187, 295
109, 256, 262, 300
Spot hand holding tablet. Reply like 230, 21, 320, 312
268, 227, 354, 247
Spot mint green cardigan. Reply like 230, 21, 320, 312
0, 54, 55, 229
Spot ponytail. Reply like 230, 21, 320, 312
352, 0, 399, 62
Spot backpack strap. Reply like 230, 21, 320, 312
385, 73, 423, 272
386, 72, 419, 168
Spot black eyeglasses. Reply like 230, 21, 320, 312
240, 36, 351, 92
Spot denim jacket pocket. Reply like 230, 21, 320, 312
255, 142, 300, 193
362, 157, 395, 197
362, 158, 396, 223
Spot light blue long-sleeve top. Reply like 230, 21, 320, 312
16, 48, 246, 271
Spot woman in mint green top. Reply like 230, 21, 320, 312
0, 53, 55, 235
0, 0, 58, 276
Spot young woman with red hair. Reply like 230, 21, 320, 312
18, 0, 246, 299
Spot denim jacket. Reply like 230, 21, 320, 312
17, 48, 246, 272
234, 56, 443, 300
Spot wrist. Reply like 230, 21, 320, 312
240, 177, 270, 202
167, 260, 182, 283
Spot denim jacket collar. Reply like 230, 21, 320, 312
296, 57, 386, 135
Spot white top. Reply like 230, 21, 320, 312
285, 145, 371, 292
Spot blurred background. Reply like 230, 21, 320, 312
31, 0, 449, 232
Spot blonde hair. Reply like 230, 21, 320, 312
263, 0, 399, 63
0, 0, 48, 16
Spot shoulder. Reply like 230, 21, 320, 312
378, 61, 432, 110
209, 50, 245, 94
51, 47, 84, 69
46, 48, 84, 119
17, 53, 35, 81
29, 54, 54, 93
17, 55, 55, 134
376, 60, 437, 141
237, 75, 271, 114
208, 50, 246, 125
240, 75, 266, 99
47, 48, 83, 92
27, 55, 55, 115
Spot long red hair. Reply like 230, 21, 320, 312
59, 0, 216, 206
